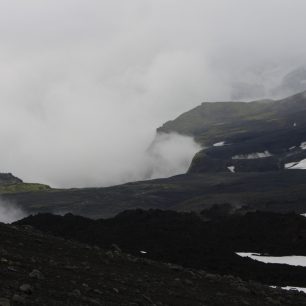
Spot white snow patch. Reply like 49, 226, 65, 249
289, 146, 296, 150
271, 286, 306, 294
285, 159, 306, 170
300, 142, 306, 150
227, 166, 235, 173
140, 251, 147, 254
285, 162, 299, 169
236, 253, 306, 267
213, 141, 225, 147
232, 151, 272, 160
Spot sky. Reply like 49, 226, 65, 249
0, 0, 306, 187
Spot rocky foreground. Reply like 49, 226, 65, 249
16, 210, 306, 288
1, 222, 306, 305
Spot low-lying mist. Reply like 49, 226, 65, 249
145, 133, 202, 180
0, 199, 26, 224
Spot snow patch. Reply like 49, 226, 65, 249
236, 253, 306, 267
300, 142, 306, 150
227, 166, 235, 173
213, 141, 225, 147
232, 151, 272, 160
271, 286, 306, 294
285, 162, 299, 169
285, 159, 306, 170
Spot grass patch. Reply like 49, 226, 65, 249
0, 183, 51, 194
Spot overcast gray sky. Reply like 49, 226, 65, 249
0, 0, 306, 187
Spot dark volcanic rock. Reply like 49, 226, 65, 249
157, 91, 306, 146
189, 152, 282, 173
0, 173, 22, 185
16, 210, 306, 289
2, 221, 305, 305
157, 90, 306, 175
233, 156, 282, 172
5, 170, 306, 219
19, 284, 33, 295
29, 269, 44, 280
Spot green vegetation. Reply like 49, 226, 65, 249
0, 183, 51, 194
157, 92, 306, 146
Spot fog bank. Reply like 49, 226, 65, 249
0, 199, 26, 224
0, 1, 306, 187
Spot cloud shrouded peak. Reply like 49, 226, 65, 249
0, 1, 305, 187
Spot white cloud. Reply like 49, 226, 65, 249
0, 199, 26, 224
0, 1, 305, 187
145, 133, 202, 179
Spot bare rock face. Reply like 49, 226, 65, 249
157, 91, 306, 146
0, 173, 23, 186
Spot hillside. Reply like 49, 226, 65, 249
2, 93, 306, 305
3, 91, 306, 218
0, 173, 50, 194
3, 170, 306, 219
15, 210, 306, 288
157, 91, 306, 146
2, 220, 306, 305
158, 91, 306, 174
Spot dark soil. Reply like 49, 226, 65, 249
5, 170, 306, 219
2, 222, 306, 305
16, 210, 306, 289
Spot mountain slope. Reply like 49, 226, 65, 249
2, 220, 306, 305
157, 91, 306, 146
158, 91, 306, 174
4, 170, 306, 219
3, 91, 306, 218
15, 210, 306, 288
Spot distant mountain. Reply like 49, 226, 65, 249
158, 91, 306, 173
158, 91, 306, 145
3, 91, 306, 218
